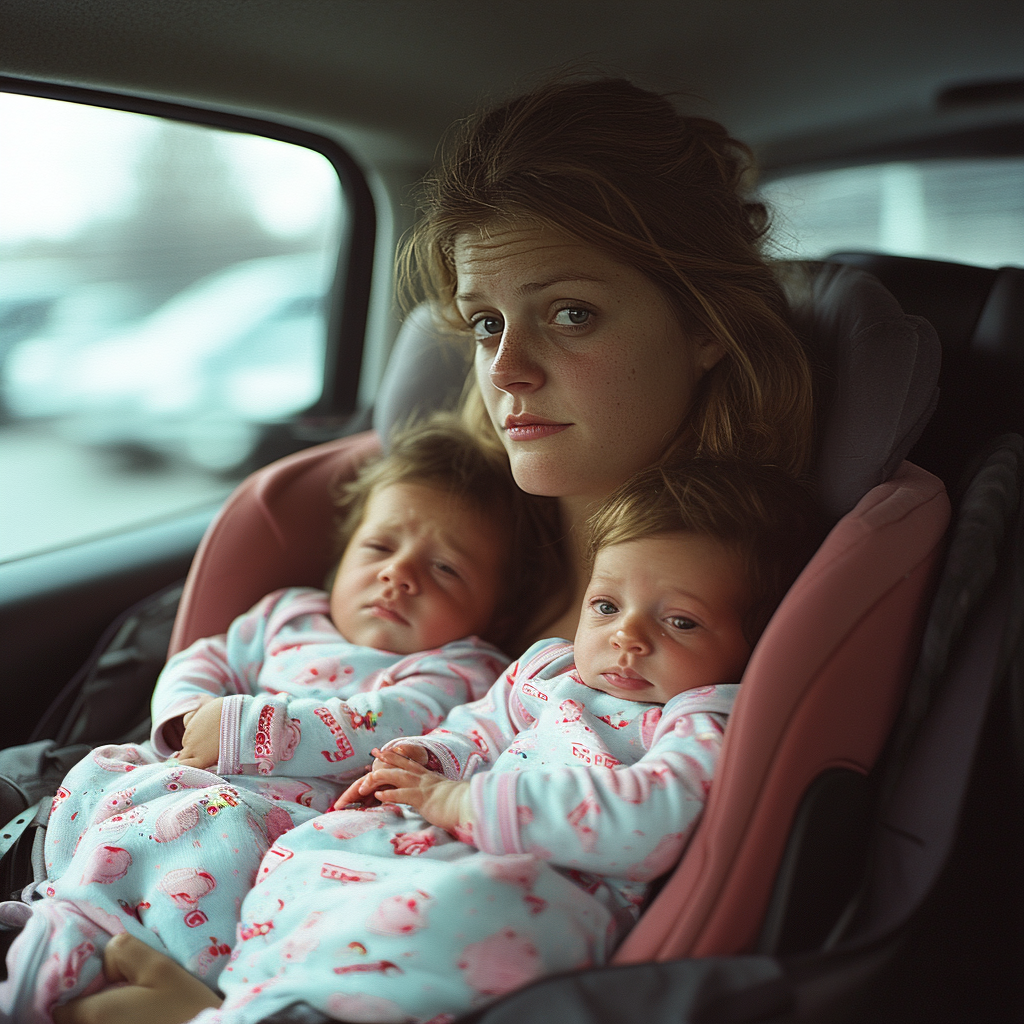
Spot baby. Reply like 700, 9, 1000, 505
199, 459, 824, 1024
149, 412, 540, 797
0, 415, 554, 1023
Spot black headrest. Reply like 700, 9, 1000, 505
829, 252, 1024, 361
778, 261, 940, 519
829, 252, 1024, 488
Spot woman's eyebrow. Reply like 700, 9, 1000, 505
517, 273, 605, 295
455, 273, 606, 304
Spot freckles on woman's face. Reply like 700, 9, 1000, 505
453, 224, 720, 506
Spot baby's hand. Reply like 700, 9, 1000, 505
337, 745, 471, 835
162, 695, 213, 752
174, 697, 223, 769
334, 742, 429, 809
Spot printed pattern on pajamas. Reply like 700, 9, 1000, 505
0, 587, 507, 1023
150, 586, 509, 783
188, 639, 738, 1024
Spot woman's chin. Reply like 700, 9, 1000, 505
506, 453, 589, 500
508, 466, 623, 510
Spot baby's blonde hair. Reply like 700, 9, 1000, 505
331, 413, 567, 654
586, 460, 825, 645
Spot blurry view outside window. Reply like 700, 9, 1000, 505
761, 158, 1024, 268
0, 93, 344, 562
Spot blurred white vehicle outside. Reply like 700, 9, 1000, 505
4, 252, 330, 472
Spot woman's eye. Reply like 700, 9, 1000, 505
362, 541, 390, 553
471, 316, 504, 341
668, 616, 698, 631
553, 308, 591, 327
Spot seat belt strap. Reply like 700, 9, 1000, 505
0, 799, 47, 861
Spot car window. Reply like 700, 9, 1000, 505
0, 92, 345, 562
761, 157, 1024, 268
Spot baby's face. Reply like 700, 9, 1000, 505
573, 532, 752, 704
330, 481, 506, 654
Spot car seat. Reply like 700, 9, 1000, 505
828, 251, 1024, 493
613, 457, 948, 961
167, 261, 948, 970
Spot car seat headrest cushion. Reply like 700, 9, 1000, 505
777, 261, 940, 520
372, 303, 471, 444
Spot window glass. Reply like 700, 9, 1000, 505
0, 93, 344, 562
761, 157, 1024, 268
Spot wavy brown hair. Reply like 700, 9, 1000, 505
398, 76, 814, 479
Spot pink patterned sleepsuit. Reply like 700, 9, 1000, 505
0, 587, 507, 1023
185, 638, 738, 1024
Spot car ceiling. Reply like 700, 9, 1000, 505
1, 0, 1022, 171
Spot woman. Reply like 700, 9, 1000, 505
53, 76, 814, 1024
406, 75, 813, 644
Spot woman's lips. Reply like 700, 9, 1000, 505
503, 415, 570, 441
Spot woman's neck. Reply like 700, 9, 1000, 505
560, 491, 603, 568
529, 493, 601, 645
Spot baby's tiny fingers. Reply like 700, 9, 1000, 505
375, 787, 412, 806
376, 747, 422, 770
334, 779, 364, 808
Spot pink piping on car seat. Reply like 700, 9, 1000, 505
614, 461, 951, 962
169, 431, 381, 656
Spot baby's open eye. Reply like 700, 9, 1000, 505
667, 616, 698, 631
471, 315, 504, 341
592, 599, 618, 615
553, 307, 591, 327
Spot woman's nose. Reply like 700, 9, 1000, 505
487, 326, 544, 394
611, 619, 651, 655
378, 559, 418, 594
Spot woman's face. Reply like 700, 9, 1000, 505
454, 223, 723, 506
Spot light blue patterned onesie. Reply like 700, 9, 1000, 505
0, 587, 507, 1023
185, 639, 738, 1024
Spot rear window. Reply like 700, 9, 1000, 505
0, 92, 348, 562
760, 157, 1024, 268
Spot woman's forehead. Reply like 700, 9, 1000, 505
455, 222, 579, 262
453, 224, 629, 293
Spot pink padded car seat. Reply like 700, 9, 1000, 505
168, 430, 380, 655
167, 262, 949, 961
614, 459, 949, 960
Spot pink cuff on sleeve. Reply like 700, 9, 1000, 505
216, 694, 245, 774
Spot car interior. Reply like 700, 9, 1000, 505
1, 2, 1022, 1022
